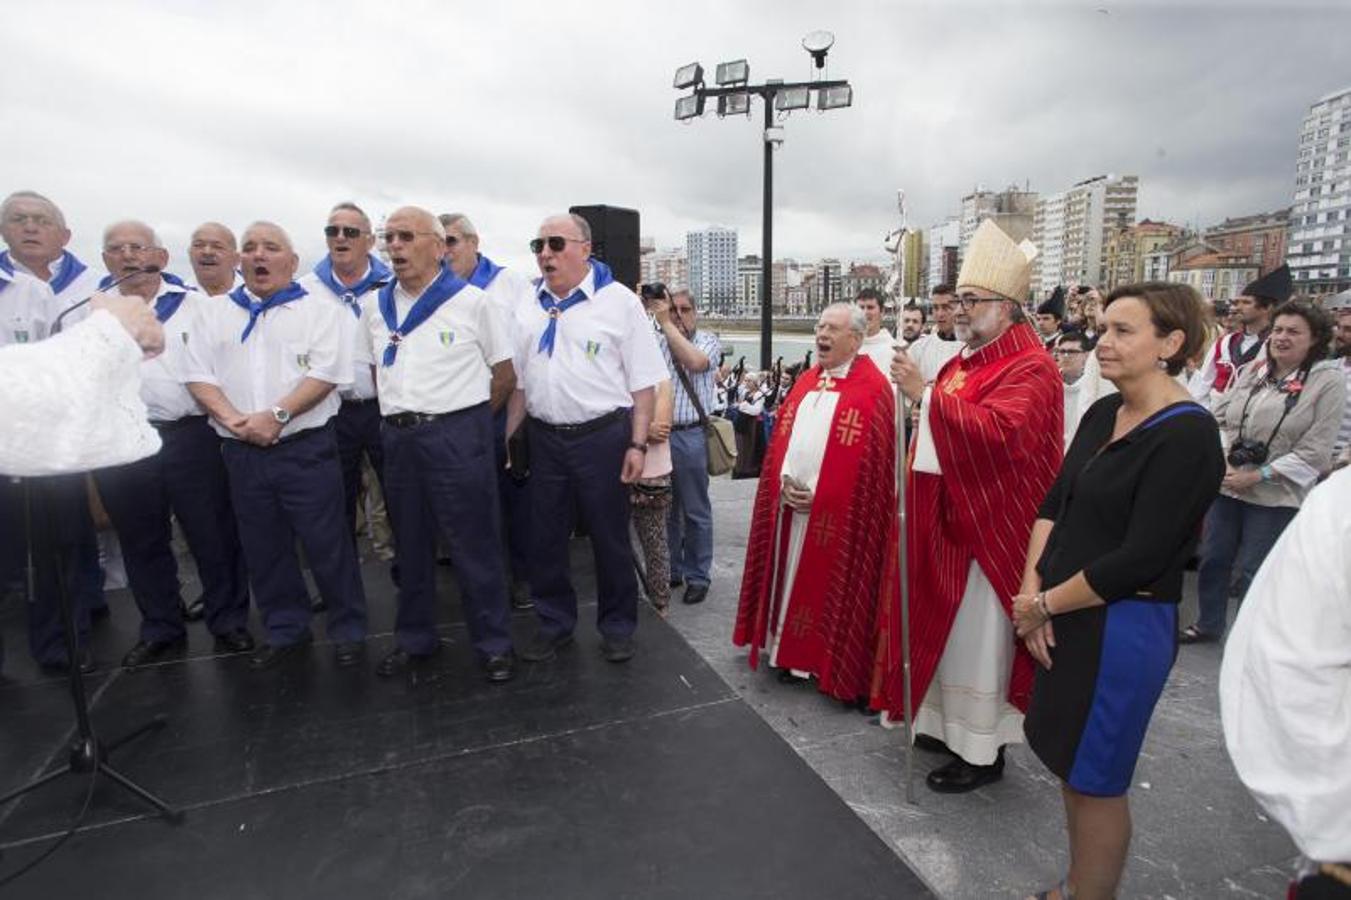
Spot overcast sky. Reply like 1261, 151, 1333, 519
3, 0, 1348, 276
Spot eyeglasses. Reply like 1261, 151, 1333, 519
104, 242, 152, 255
6, 213, 58, 228
530, 235, 587, 254
324, 225, 364, 239
444, 235, 459, 247
381, 230, 439, 245
1053, 348, 1086, 356
957, 294, 1002, 309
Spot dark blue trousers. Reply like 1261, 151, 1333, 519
383, 404, 513, 658
335, 399, 385, 545
0, 474, 97, 667
1195, 494, 1297, 636
220, 424, 367, 647
93, 417, 248, 643
527, 413, 638, 640
492, 407, 531, 583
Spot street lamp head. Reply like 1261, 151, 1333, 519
674, 93, 706, 121
774, 86, 811, 112
817, 84, 853, 111
718, 91, 751, 117
802, 30, 835, 68
715, 59, 749, 85
673, 62, 704, 90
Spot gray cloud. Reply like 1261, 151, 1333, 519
2, 0, 1347, 278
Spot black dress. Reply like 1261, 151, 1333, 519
1024, 395, 1223, 796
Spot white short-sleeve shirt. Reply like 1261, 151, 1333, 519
298, 266, 383, 401
9, 252, 102, 329
0, 268, 57, 346
362, 278, 509, 416
108, 277, 207, 423
510, 266, 667, 425
181, 283, 351, 439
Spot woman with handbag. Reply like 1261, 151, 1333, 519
1182, 300, 1345, 644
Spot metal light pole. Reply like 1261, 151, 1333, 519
672, 32, 853, 370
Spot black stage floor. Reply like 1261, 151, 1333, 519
0, 544, 931, 899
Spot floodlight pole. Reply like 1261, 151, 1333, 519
694, 78, 849, 369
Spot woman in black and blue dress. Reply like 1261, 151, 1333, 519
1013, 282, 1225, 900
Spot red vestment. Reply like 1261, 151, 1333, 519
734, 355, 897, 702
871, 323, 1063, 716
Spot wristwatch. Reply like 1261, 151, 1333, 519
628, 441, 648, 454
271, 406, 292, 425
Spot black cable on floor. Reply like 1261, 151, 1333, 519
0, 751, 101, 888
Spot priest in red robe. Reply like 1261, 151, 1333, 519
734, 302, 896, 705
872, 220, 1064, 793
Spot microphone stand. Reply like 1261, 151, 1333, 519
1, 267, 182, 881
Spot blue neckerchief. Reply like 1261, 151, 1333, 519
227, 282, 308, 342
377, 263, 468, 367
467, 254, 504, 290
312, 254, 392, 318
96, 271, 191, 322
0, 250, 87, 295
534, 259, 614, 356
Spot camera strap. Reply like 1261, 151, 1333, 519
1236, 368, 1304, 448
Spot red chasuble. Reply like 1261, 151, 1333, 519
871, 322, 1063, 716
734, 355, 896, 702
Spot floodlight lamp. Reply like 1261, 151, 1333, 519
674, 93, 706, 121
673, 62, 704, 90
802, 30, 835, 69
775, 86, 811, 112
817, 84, 853, 111
718, 91, 751, 116
715, 59, 749, 85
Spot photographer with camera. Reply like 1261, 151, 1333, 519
1182, 301, 1346, 644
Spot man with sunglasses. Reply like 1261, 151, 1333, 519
505, 213, 666, 664
184, 221, 369, 671
297, 203, 393, 563
357, 207, 517, 683
873, 220, 1063, 794
439, 212, 535, 609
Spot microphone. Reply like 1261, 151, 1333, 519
52, 265, 162, 334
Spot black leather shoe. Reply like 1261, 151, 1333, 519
249, 635, 312, 671
309, 595, 327, 614
925, 750, 1005, 794
42, 647, 97, 675
776, 668, 809, 685
376, 646, 438, 677
510, 581, 534, 611
214, 630, 255, 654
914, 734, 957, 756
519, 630, 574, 662
183, 596, 206, 622
1178, 624, 1219, 645
599, 635, 634, 663
669, 577, 685, 589
334, 641, 365, 668
484, 652, 516, 684
121, 637, 186, 669
682, 583, 710, 605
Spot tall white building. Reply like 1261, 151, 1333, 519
686, 226, 739, 314
639, 247, 688, 292
1288, 85, 1351, 294
736, 255, 761, 315
960, 185, 1038, 259
927, 217, 961, 292
1031, 174, 1139, 296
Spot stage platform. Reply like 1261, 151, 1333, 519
0, 543, 932, 899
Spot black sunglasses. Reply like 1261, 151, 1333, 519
324, 225, 364, 239
529, 235, 586, 254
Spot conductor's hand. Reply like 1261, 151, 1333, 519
91, 292, 164, 358
890, 347, 923, 404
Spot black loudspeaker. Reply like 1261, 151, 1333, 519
569, 204, 640, 291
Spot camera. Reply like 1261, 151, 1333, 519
640, 282, 667, 301
1226, 439, 1270, 468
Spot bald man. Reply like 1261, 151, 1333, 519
188, 222, 241, 296
357, 206, 516, 682
183, 221, 368, 670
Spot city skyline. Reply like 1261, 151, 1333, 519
3, 2, 1348, 276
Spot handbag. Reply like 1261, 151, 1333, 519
674, 361, 737, 477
